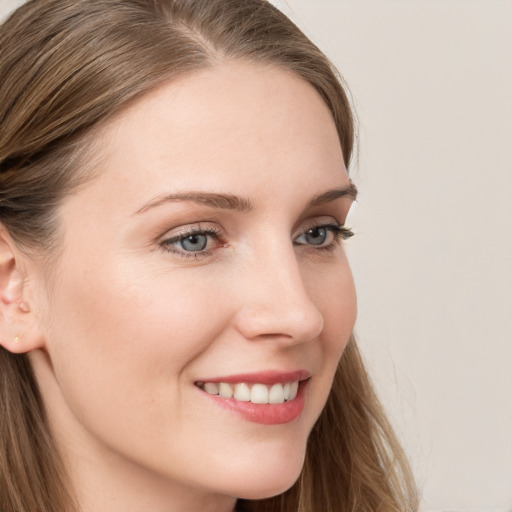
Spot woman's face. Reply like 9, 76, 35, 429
30, 62, 357, 510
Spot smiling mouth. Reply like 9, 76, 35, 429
195, 380, 300, 405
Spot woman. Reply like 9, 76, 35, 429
0, 1, 418, 511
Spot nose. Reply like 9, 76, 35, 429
232, 243, 324, 345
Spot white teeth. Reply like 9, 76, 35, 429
250, 384, 269, 404
233, 383, 251, 402
283, 382, 291, 401
289, 381, 299, 400
199, 380, 301, 404
269, 383, 285, 404
218, 382, 233, 398
204, 382, 219, 395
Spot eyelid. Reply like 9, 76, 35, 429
159, 222, 221, 240
294, 216, 343, 237
293, 217, 354, 248
159, 223, 224, 258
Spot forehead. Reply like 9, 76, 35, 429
71, 61, 347, 215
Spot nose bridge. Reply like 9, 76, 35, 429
234, 238, 324, 343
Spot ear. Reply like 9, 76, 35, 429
0, 225, 45, 354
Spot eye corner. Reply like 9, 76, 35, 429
339, 225, 355, 240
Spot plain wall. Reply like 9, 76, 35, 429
1, 0, 511, 510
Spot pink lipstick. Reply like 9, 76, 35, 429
195, 370, 310, 425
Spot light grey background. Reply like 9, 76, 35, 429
1, 0, 511, 510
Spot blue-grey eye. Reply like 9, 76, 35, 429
179, 234, 208, 251
304, 227, 328, 245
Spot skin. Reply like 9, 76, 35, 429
0, 62, 356, 512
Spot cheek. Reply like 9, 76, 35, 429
43, 259, 227, 429
52, 259, 219, 349
306, 256, 357, 360
293, 256, 356, 440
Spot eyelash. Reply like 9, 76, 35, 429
297, 224, 354, 251
160, 225, 223, 259
159, 223, 354, 259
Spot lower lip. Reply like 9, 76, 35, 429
198, 381, 308, 425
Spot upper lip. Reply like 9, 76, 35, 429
195, 369, 311, 385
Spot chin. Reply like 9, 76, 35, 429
220, 449, 305, 501
235, 474, 301, 501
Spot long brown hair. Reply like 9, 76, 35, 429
0, 1, 418, 511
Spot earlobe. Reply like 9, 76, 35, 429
0, 226, 44, 354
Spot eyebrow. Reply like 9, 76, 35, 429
309, 181, 358, 205
136, 191, 253, 214
135, 181, 357, 215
